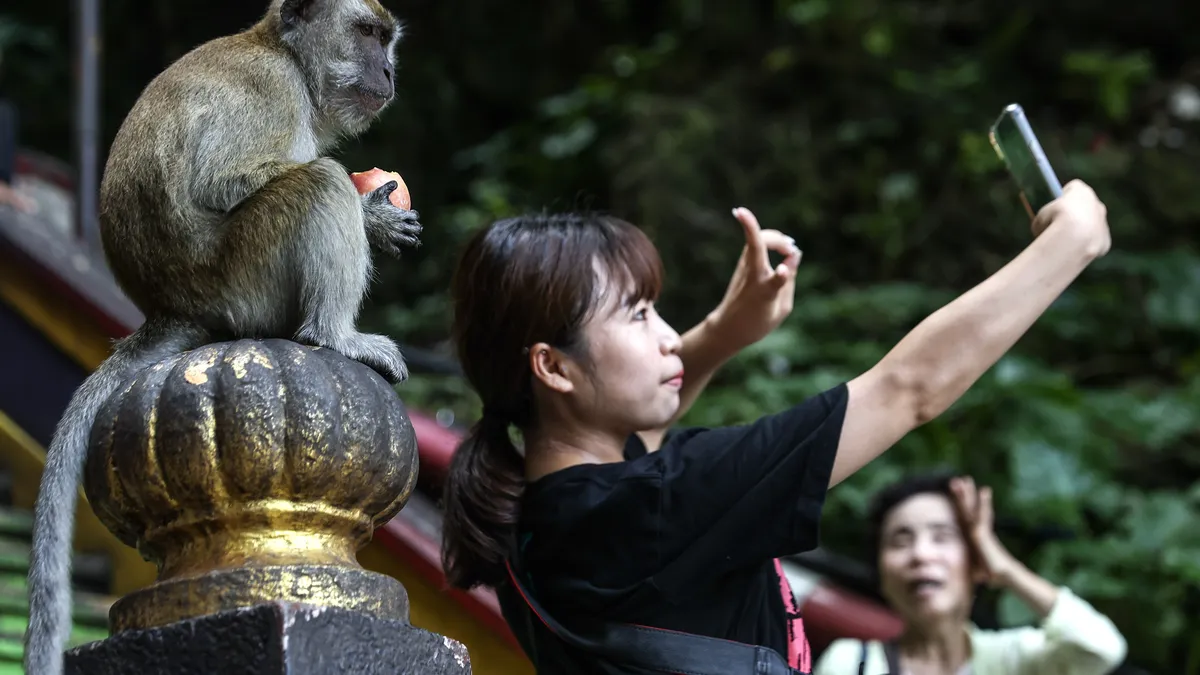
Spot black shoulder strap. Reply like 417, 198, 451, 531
883, 641, 902, 675
858, 639, 904, 675
504, 559, 805, 675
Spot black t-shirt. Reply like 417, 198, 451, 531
498, 383, 849, 675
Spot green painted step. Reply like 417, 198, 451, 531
0, 505, 120, 666
0, 506, 113, 595
0, 512, 31, 541
0, 541, 32, 576
0, 570, 115, 665
0, 539, 111, 612
0, 572, 111, 626
0, 613, 108, 648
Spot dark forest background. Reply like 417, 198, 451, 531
2, 1, 1199, 671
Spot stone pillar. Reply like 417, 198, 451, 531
64, 339, 471, 674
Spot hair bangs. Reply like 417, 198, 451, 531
595, 215, 663, 311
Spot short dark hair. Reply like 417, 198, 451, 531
865, 469, 959, 561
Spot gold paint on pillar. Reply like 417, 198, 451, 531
81, 339, 420, 632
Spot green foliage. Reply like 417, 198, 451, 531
0, 15, 55, 56
0, 13, 58, 104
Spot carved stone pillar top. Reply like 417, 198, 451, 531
81, 338, 420, 632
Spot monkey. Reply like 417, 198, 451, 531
24, 1, 419, 671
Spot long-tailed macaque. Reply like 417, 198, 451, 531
25, 1, 418, 671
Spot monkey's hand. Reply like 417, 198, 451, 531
362, 181, 422, 258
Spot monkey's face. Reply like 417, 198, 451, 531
342, 13, 398, 114
279, 0, 402, 130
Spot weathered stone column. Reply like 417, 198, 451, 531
63, 339, 471, 674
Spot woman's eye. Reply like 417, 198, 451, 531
933, 526, 959, 543
633, 307, 648, 321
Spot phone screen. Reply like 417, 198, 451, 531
988, 103, 1062, 217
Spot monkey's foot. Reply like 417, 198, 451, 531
298, 328, 408, 384
345, 333, 408, 384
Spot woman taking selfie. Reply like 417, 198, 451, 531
813, 473, 1126, 675
441, 180, 1111, 675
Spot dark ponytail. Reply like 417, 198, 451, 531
442, 413, 525, 588
440, 212, 663, 590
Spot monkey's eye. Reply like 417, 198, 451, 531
357, 24, 374, 38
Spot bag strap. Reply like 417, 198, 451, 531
504, 558, 804, 675
856, 639, 904, 675
883, 641, 902, 675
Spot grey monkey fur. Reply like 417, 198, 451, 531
25, 0, 418, 672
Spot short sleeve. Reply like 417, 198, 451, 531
646, 383, 848, 598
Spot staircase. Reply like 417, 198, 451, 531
0, 472, 117, 673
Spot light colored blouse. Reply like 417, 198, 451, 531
812, 587, 1127, 675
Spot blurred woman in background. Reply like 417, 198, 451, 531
814, 472, 1127, 675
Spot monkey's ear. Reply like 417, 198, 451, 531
279, 0, 322, 28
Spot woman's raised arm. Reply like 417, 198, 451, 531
831, 180, 1110, 486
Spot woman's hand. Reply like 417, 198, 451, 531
951, 476, 1018, 587
706, 207, 803, 350
951, 475, 1061, 616
636, 207, 801, 451
951, 476, 1013, 586
1032, 179, 1110, 259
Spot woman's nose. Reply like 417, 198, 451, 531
661, 325, 682, 355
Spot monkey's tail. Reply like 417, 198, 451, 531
24, 316, 209, 675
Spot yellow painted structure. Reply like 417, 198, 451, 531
359, 545, 533, 675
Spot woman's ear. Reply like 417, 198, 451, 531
529, 342, 577, 394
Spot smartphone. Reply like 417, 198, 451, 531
988, 103, 1062, 218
